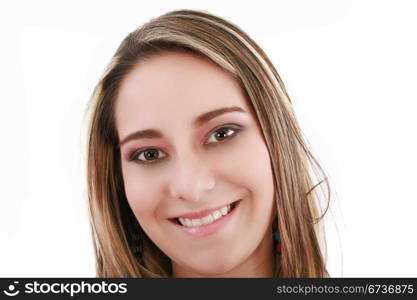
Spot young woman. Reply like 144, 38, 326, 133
84, 9, 331, 277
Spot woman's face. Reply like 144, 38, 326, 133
115, 51, 276, 277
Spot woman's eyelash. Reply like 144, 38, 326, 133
128, 125, 243, 165
205, 126, 241, 146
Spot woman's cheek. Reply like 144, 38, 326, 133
226, 131, 265, 175
123, 169, 158, 219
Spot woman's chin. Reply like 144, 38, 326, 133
173, 254, 240, 277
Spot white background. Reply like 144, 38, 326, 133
0, 0, 416, 277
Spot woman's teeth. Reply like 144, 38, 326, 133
177, 204, 231, 227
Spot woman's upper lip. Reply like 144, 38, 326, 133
172, 199, 240, 220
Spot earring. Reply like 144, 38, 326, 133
272, 214, 281, 253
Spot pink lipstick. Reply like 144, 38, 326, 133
169, 199, 241, 237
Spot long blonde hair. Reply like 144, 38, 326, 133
84, 9, 331, 277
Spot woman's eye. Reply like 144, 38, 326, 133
130, 125, 241, 164
131, 148, 167, 164
205, 126, 240, 144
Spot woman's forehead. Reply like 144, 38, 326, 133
116, 51, 243, 107
114, 51, 253, 134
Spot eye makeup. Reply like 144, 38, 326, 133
127, 123, 244, 165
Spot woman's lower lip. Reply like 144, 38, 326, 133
169, 200, 241, 238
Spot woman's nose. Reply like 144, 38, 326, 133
168, 151, 215, 202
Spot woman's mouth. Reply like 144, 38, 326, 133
169, 199, 241, 237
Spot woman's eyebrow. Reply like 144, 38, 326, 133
117, 106, 246, 148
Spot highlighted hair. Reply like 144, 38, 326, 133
84, 9, 331, 277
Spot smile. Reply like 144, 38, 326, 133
169, 199, 241, 237
177, 203, 232, 227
